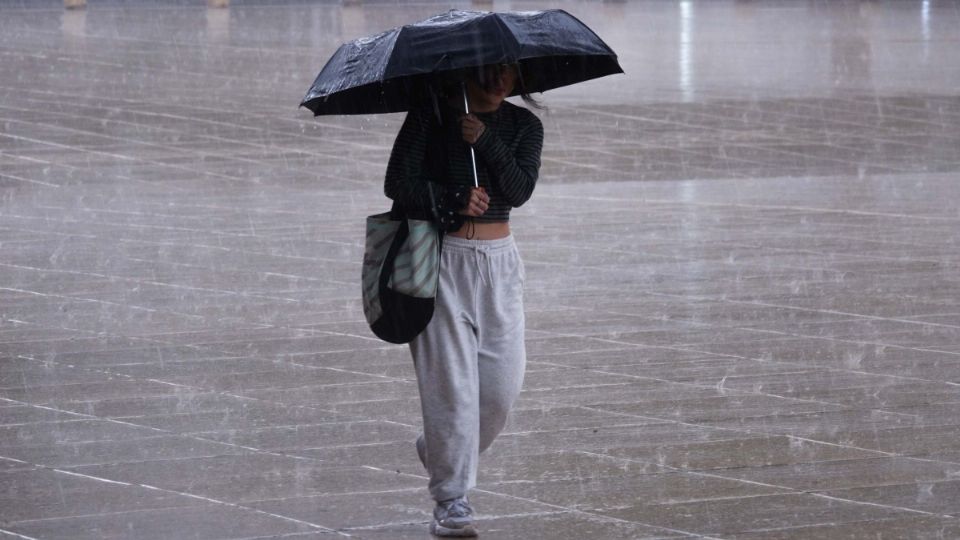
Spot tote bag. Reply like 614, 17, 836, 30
362, 211, 441, 344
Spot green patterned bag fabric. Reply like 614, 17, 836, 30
362, 212, 441, 343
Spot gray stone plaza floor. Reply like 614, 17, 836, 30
2, 1, 960, 538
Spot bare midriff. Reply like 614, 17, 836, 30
448, 220, 511, 240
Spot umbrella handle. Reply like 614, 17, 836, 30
462, 83, 480, 188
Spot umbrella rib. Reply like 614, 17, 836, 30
492, 15, 523, 62
552, 9, 618, 56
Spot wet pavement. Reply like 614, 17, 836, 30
1, 0, 959, 538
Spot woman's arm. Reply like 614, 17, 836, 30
384, 110, 437, 211
470, 110, 543, 208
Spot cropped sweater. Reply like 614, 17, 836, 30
384, 100, 544, 222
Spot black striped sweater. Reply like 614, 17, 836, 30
384, 100, 543, 222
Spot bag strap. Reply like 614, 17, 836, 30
379, 218, 410, 295
426, 181, 445, 254
381, 155, 445, 299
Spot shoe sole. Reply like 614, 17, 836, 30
430, 520, 478, 537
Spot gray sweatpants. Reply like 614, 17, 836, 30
410, 234, 526, 502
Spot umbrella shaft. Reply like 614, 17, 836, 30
468, 149, 479, 189
463, 84, 480, 188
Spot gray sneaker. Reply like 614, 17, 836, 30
430, 496, 478, 537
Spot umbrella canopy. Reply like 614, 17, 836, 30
301, 9, 623, 116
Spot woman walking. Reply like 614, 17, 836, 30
384, 63, 543, 537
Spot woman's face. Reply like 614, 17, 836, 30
467, 64, 517, 109
479, 64, 517, 97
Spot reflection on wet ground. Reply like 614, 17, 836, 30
1, 1, 959, 538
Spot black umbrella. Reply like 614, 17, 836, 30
300, 9, 623, 116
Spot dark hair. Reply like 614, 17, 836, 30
512, 64, 545, 110
430, 63, 546, 113
519, 92, 545, 110
493, 63, 545, 111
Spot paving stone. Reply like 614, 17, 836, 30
598, 493, 914, 536
473, 512, 695, 540
726, 516, 960, 540
242, 380, 420, 406
188, 417, 415, 449
326, 396, 422, 424
0, 357, 121, 389
42, 391, 260, 418
0, 418, 163, 448
249, 487, 564, 531
4, 504, 323, 540
488, 469, 791, 511
493, 421, 740, 459
814, 423, 960, 457
295, 440, 419, 474
62, 454, 422, 504
347, 511, 693, 539
0, 404, 85, 426
598, 434, 882, 471
503, 404, 646, 433
479, 449, 666, 485
0, 467, 199, 523
590, 393, 847, 423
819, 479, 960, 518
711, 456, 960, 492
522, 379, 712, 407
0, 379, 192, 405
111, 404, 356, 434
158, 365, 389, 392
700, 408, 925, 440
593, 356, 815, 385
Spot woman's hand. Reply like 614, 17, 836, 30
460, 114, 486, 145
459, 187, 489, 217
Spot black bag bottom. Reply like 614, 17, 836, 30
371, 287, 436, 344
